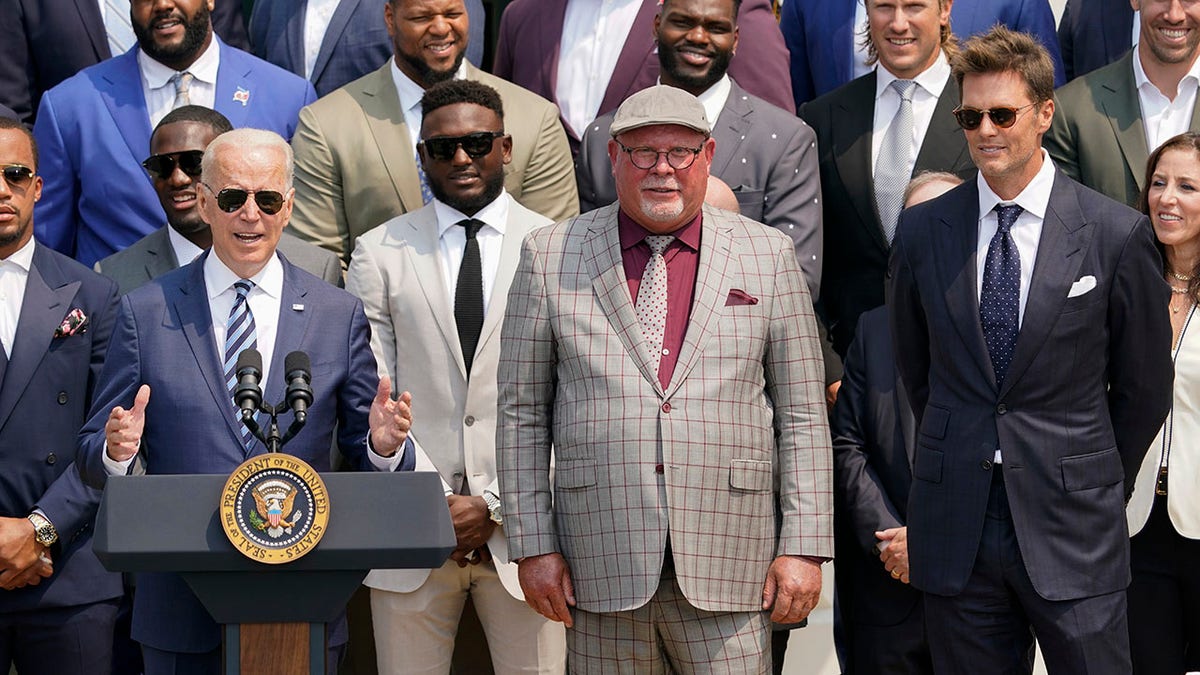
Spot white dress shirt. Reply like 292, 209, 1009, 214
555, 0, 643, 137
1133, 47, 1200, 154
304, 0, 342, 79
0, 236, 35, 358
391, 59, 469, 161
167, 226, 205, 267
975, 151, 1057, 463
432, 191, 511, 314
139, 37, 219, 129
871, 52, 950, 175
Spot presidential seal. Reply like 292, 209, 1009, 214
220, 454, 330, 564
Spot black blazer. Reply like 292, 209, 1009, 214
1057, 0, 1135, 82
889, 173, 1174, 600
799, 71, 975, 357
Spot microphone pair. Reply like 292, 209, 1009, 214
234, 349, 313, 423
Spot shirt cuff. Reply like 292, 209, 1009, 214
367, 436, 413, 472
102, 440, 136, 476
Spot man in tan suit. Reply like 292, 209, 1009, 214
346, 80, 566, 673
496, 86, 833, 672
289, 0, 578, 266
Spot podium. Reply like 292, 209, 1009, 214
93, 472, 456, 675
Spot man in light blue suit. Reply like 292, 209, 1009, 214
248, 0, 486, 97
781, 0, 1066, 108
77, 129, 415, 675
33, 0, 317, 268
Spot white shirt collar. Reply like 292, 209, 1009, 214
976, 149, 1057, 221
390, 58, 469, 117
1, 235, 35, 270
433, 190, 510, 239
138, 36, 220, 92
1132, 46, 1200, 99
655, 76, 732, 131
166, 226, 206, 266
204, 249, 284, 301
875, 50, 950, 101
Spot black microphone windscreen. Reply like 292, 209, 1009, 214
237, 348, 263, 373
284, 351, 311, 376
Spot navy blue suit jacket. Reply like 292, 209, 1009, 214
33, 40, 317, 268
0, 243, 120, 614
888, 174, 1173, 600
781, 0, 1066, 108
1057, 0, 1135, 82
77, 253, 408, 652
249, 0, 485, 97
0, 0, 248, 124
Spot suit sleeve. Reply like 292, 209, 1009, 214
1106, 215, 1174, 496
290, 105, 351, 265
780, 0, 813, 110
32, 91, 81, 258
887, 214, 930, 424
337, 300, 386, 471
515, 101, 579, 223
345, 239, 396, 383
491, 5, 517, 79
1014, 0, 1066, 87
763, 120, 822, 300
830, 315, 905, 555
1057, 0, 1077, 82
496, 233, 559, 560
77, 295, 143, 489
35, 277, 119, 539
729, 0, 796, 114
766, 243, 833, 558
1043, 94, 1082, 183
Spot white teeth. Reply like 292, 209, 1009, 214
889, 38, 916, 45
1160, 213, 1182, 221
1162, 29, 1187, 38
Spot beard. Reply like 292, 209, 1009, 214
397, 48, 466, 88
658, 42, 733, 93
429, 167, 505, 216
134, 3, 212, 64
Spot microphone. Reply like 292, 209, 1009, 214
234, 348, 263, 420
284, 351, 313, 425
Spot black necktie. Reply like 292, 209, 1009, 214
455, 218, 485, 377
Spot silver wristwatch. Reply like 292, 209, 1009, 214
482, 491, 503, 525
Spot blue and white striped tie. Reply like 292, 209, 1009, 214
103, 0, 136, 56
224, 280, 258, 449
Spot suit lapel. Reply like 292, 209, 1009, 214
937, 183, 997, 390
1098, 53, 1147, 194
361, 65, 425, 212
144, 227, 180, 282
599, 0, 660, 116
262, 257, 314, 420
1000, 175, 1088, 398
0, 247, 79, 432
583, 207, 663, 394
312, 0, 361, 85
98, 51, 154, 166
665, 206, 733, 398
832, 74, 888, 253
214, 41, 254, 129
709, 82, 751, 178
283, 1, 307, 79
404, 209, 466, 378
914, 76, 970, 176
476, 201, 536, 363
74, 0, 110, 59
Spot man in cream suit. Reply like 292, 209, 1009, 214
496, 86, 833, 671
289, 0, 578, 267
347, 80, 565, 673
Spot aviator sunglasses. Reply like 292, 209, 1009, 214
420, 131, 506, 161
952, 103, 1038, 131
142, 150, 204, 180
201, 184, 286, 215
0, 164, 36, 188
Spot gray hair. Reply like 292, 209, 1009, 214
201, 128, 294, 189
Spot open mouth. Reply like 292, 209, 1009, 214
677, 47, 714, 66
151, 15, 185, 38
887, 37, 917, 47
233, 233, 264, 244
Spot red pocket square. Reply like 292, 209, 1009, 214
725, 289, 759, 306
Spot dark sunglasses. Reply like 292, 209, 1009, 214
420, 131, 506, 161
142, 150, 204, 180
201, 184, 286, 215
0, 164, 35, 189
952, 103, 1038, 131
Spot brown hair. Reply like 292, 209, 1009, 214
861, 0, 957, 67
951, 25, 1055, 104
1139, 131, 1200, 303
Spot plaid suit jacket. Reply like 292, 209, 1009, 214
497, 204, 833, 614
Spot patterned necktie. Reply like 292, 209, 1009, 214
224, 280, 258, 448
104, 0, 135, 56
416, 149, 434, 205
980, 204, 1023, 385
455, 219, 485, 377
636, 236, 674, 373
875, 79, 918, 244
172, 72, 194, 109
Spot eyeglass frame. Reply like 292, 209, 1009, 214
142, 150, 205, 180
418, 131, 508, 162
614, 141, 705, 171
0, 164, 36, 189
951, 103, 1039, 131
199, 183, 288, 215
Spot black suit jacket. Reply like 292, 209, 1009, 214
831, 306, 920, 626
1057, 0, 1134, 82
888, 173, 1173, 600
0, 0, 248, 124
799, 71, 975, 356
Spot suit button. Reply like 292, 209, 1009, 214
997, 403, 1007, 415
57, 392, 68, 405
46, 453, 57, 465
453, 471, 463, 480
655, 464, 664, 474
464, 416, 475, 426
981, 459, 993, 471
661, 402, 671, 413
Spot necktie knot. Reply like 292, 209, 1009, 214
645, 235, 673, 256
458, 218, 485, 240
233, 279, 254, 300
891, 79, 917, 102
172, 71, 194, 108
995, 204, 1023, 234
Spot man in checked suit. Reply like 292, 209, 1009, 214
889, 27, 1173, 673
347, 79, 565, 675
497, 85, 833, 672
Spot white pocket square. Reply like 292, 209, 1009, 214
1067, 275, 1097, 298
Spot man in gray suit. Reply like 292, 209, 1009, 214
1045, 0, 1200, 207
576, 0, 823, 297
95, 106, 341, 293
497, 85, 833, 671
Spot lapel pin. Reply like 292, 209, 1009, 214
292, 304, 305, 311
233, 87, 250, 106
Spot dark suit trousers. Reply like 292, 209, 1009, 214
924, 470, 1130, 675
1129, 494, 1200, 673
0, 598, 118, 675
846, 602, 932, 674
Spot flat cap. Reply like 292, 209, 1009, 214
610, 85, 710, 137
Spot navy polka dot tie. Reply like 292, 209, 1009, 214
980, 204, 1023, 385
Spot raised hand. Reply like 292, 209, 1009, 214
369, 376, 413, 458
105, 384, 150, 462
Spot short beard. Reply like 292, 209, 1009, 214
134, 3, 212, 64
658, 43, 732, 93
0, 219, 29, 248
398, 48, 466, 89
429, 169, 505, 216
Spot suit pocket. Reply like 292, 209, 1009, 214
919, 404, 950, 440
913, 447, 943, 483
732, 188, 765, 221
729, 459, 773, 492
1060, 447, 1123, 492
555, 459, 596, 489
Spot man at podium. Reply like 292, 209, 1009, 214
77, 128, 417, 675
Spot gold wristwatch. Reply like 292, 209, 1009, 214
27, 513, 58, 547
